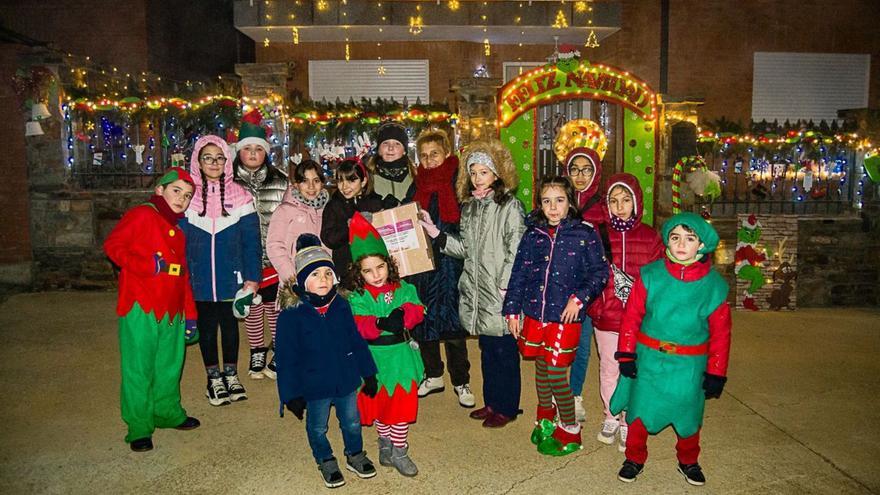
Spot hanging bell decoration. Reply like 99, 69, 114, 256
25, 121, 44, 136
31, 102, 51, 120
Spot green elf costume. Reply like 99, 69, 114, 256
103, 167, 201, 451
610, 212, 731, 485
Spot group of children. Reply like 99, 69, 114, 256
104, 117, 731, 489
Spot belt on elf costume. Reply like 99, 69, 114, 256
367, 333, 408, 346
637, 332, 708, 355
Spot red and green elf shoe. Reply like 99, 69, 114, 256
531, 404, 558, 446
537, 424, 583, 456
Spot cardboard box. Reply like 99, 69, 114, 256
371, 202, 435, 277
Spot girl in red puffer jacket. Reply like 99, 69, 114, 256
588, 173, 663, 452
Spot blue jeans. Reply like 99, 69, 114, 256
569, 315, 594, 396
305, 390, 363, 463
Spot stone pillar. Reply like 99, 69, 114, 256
234, 62, 294, 100
450, 77, 503, 148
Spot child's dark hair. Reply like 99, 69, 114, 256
336, 158, 372, 193
532, 175, 579, 222
293, 159, 326, 183
348, 253, 401, 292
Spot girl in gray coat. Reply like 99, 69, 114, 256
420, 138, 525, 427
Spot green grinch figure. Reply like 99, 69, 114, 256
734, 214, 767, 311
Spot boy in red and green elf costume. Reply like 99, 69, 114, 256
103, 167, 202, 452
610, 212, 731, 486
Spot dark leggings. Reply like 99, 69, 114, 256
196, 301, 239, 368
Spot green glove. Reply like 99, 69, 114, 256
232, 288, 256, 319
184, 320, 199, 345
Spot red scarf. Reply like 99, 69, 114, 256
413, 155, 461, 224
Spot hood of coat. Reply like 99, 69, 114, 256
187, 135, 253, 216
189, 135, 234, 187
564, 147, 603, 209
604, 172, 644, 223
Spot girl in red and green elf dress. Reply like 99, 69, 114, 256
347, 212, 425, 477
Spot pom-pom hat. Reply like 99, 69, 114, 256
294, 233, 336, 288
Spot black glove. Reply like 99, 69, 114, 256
615, 351, 637, 379
703, 373, 727, 399
376, 308, 405, 334
285, 397, 306, 420
361, 375, 379, 398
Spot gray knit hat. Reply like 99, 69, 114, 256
294, 234, 335, 287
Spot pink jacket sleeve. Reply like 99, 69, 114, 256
266, 203, 297, 285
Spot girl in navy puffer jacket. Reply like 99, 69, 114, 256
503, 176, 607, 456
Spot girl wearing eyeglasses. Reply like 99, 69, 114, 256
180, 135, 262, 407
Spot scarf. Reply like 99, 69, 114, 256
413, 156, 460, 224
147, 194, 183, 226
609, 214, 638, 232
293, 283, 338, 308
471, 188, 493, 200
291, 188, 330, 210
375, 156, 410, 182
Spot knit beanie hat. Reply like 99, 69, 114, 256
236, 109, 271, 153
294, 233, 335, 287
157, 166, 194, 187
348, 211, 389, 263
376, 122, 408, 150
661, 212, 720, 255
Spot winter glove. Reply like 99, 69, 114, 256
154, 253, 167, 275
703, 373, 727, 399
232, 288, 263, 319
184, 320, 199, 345
361, 375, 379, 398
376, 308, 405, 334
285, 397, 306, 420
615, 351, 637, 379
418, 210, 440, 239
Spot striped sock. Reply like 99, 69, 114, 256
548, 365, 576, 425
535, 357, 553, 409
375, 421, 392, 440
266, 305, 278, 344
389, 423, 409, 448
244, 302, 266, 349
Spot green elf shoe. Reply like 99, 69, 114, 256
537, 425, 583, 457
531, 418, 556, 446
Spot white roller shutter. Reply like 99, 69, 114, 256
752, 52, 870, 122
308, 60, 429, 101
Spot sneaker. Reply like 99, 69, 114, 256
206, 376, 231, 406
390, 445, 418, 477
597, 418, 620, 445
345, 451, 377, 479
417, 376, 445, 397
130, 437, 153, 452
618, 424, 628, 453
318, 457, 346, 488
454, 383, 476, 408
377, 437, 393, 467
618, 459, 644, 483
678, 463, 706, 486
223, 372, 248, 402
248, 347, 268, 379
263, 353, 277, 380
574, 395, 586, 422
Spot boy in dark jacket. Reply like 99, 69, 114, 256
275, 233, 379, 489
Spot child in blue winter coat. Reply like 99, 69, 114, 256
275, 233, 380, 489
503, 175, 608, 456
180, 135, 262, 406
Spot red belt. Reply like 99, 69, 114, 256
637, 332, 708, 355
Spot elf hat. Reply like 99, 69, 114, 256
236, 108, 271, 153
294, 233, 336, 288
376, 122, 409, 150
741, 213, 759, 230
661, 211, 720, 255
554, 119, 608, 169
557, 43, 581, 60
348, 211, 389, 263
157, 166, 195, 187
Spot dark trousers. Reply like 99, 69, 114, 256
478, 334, 521, 418
419, 337, 471, 386
196, 301, 239, 368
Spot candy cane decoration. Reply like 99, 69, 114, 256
672, 155, 707, 214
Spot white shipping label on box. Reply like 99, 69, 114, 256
377, 219, 420, 252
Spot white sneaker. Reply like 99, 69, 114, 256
597, 418, 620, 445
618, 424, 628, 453
417, 377, 445, 397
454, 383, 476, 408
574, 395, 586, 422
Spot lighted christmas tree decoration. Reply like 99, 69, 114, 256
584, 29, 600, 48
553, 9, 569, 28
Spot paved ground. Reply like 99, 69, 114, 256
0, 292, 877, 494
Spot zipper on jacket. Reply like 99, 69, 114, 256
471, 201, 485, 331
680, 264, 686, 281
538, 227, 557, 323
211, 218, 218, 301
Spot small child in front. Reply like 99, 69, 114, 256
610, 212, 731, 486
102, 167, 201, 452
275, 233, 379, 489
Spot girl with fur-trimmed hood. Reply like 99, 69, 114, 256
419, 138, 526, 428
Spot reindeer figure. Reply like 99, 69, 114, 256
767, 238, 797, 310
